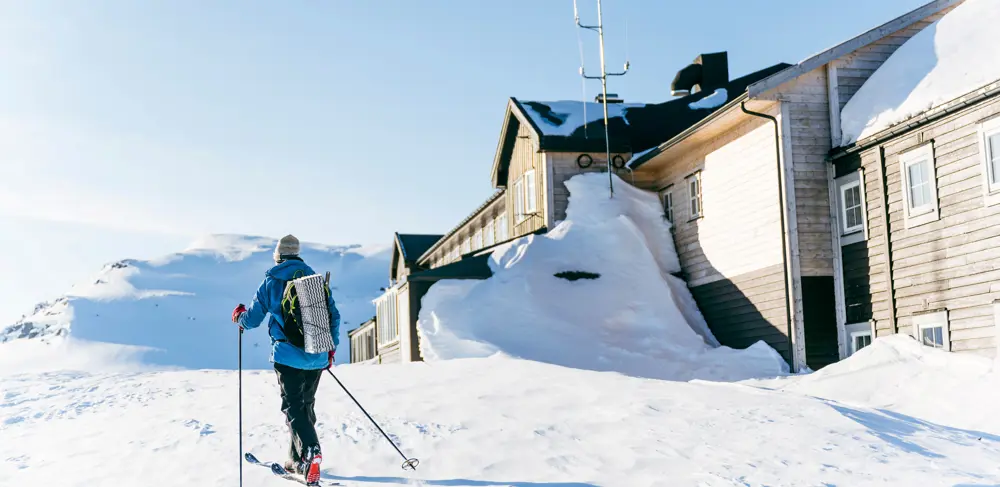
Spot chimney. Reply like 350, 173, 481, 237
595, 92, 624, 104
671, 52, 729, 97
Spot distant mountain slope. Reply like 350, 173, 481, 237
1, 234, 390, 368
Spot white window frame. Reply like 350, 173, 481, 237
496, 213, 508, 241
473, 228, 483, 251
912, 309, 949, 351
524, 169, 537, 214
835, 170, 868, 245
660, 186, 674, 223
687, 171, 703, 221
898, 144, 940, 229
844, 321, 873, 357
484, 220, 495, 247
513, 178, 525, 223
977, 116, 1000, 207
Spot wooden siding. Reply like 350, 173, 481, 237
841, 240, 876, 324
691, 264, 790, 362
349, 321, 377, 363
636, 115, 784, 288
843, 95, 1000, 356
508, 123, 546, 236
547, 151, 632, 223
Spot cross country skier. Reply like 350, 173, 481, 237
232, 234, 341, 485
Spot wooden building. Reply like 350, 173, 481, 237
347, 318, 377, 364
828, 0, 1000, 357
627, 0, 960, 371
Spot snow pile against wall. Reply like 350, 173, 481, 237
417, 173, 789, 382
750, 335, 1000, 433
0, 235, 390, 369
841, 0, 1000, 144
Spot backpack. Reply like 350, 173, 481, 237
278, 270, 336, 354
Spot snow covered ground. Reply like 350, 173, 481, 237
0, 234, 390, 368
416, 173, 788, 382
841, 0, 1000, 144
3, 339, 1000, 487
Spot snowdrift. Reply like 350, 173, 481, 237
416, 173, 789, 381
841, 0, 1000, 144
751, 334, 1000, 434
0, 234, 390, 369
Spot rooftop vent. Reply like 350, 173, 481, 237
671, 52, 729, 97
595, 93, 624, 104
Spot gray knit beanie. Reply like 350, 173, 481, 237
274, 234, 300, 263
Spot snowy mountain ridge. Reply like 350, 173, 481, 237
0, 234, 391, 368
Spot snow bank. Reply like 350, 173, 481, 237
416, 173, 789, 382
1, 234, 391, 370
751, 335, 1000, 433
520, 100, 643, 137
5, 354, 1000, 486
841, 0, 1000, 144
688, 88, 728, 110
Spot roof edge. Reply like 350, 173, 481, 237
629, 92, 750, 170
748, 0, 962, 98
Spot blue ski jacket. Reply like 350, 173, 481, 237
238, 258, 341, 370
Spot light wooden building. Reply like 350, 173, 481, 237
627, 0, 961, 370
828, 0, 1000, 357
348, 317, 377, 364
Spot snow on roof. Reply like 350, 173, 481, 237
688, 88, 728, 110
841, 0, 1000, 144
520, 100, 644, 137
415, 172, 789, 382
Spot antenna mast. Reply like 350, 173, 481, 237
575, 0, 629, 197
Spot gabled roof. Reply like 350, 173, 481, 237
390, 233, 443, 281
747, 0, 963, 99
625, 62, 791, 154
491, 62, 791, 185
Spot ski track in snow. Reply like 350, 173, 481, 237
3, 355, 1000, 487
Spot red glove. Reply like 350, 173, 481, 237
232, 304, 246, 324
327, 349, 336, 369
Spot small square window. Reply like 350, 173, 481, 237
912, 310, 950, 351
844, 322, 873, 358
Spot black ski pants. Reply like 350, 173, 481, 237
274, 363, 323, 462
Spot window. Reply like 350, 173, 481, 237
899, 144, 940, 228
524, 170, 537, 214
661, 189, 674, 223
473, 229, 483, 250
687, 172, 703, 220
841, 181, 863, 234
513, 178, 525, 222
836, 170, 867, 245
978, 117, 1000, 206
496, 214, 508, 241
484, 220, 495, 246
844, 322, 873, 357
376, 290, 399, 347
912, 310, 949, 351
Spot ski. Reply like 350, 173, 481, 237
244, 452, 341, 486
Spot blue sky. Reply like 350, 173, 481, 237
0, 0, 928, 325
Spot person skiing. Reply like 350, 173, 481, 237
232, 234, 340, 485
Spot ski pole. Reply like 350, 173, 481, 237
324, 368, 419, 471
238, 326, 244, 487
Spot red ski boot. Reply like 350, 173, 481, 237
302, 445, 322, 486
